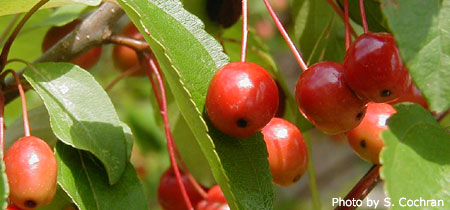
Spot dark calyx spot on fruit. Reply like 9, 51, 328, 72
360, 139, 367, 148
293, 174, 302, 183
25, 200, 37, 208
381, 89, 392, 97
356, 111, 364, 121
236, 118, 248, 128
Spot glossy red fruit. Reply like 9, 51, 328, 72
196, 185, 229, 210
6, 204, 22, 210
295, 61, 367, 134
157, 168, 204, 210
42, 20, 102, 70
4, 136, 57, 210
346, 103, 396, 164
389, 83, 428, 109
206, 62, 279, 138
261, 118, 308, 186
112, 23, 146, 76
344, 32, 411, 102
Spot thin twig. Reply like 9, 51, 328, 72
344, 0, 351, 50
0, 0, 50, 71
1, 70, 30, 136
335, 165, 381, 210
262, 0, 308, 71
3, 3, 125, 104
359, 0, 369, 33
325, 0, 357, 38
105, 65, 140, 92
0, 89, 5, 156
143, 53, 193, 210
240, 0, 249, 62
0, 14, 21, 46
107, 35, 149, 52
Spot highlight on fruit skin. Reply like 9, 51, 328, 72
157, 167, 204, 210
4, 136, 57, 210
206, 62, 279, 138
42, 19, 102, 70
346, 103, 396, 164
343, 32, 411, 103
196, 185, 229, 210
261, 118, 308, 186
295, 61, 367, 134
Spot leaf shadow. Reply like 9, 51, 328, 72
69, 120, 129, 178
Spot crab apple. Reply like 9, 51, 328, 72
206, 62, 279, 138
206, 0, 242, 28
343, 33, 411, 102
346, 103, 396, 164
196, 185, 229, 210
112, 23, 147, 76
389, 83, 428, 109
6, 204, 22, 210
4, 136, 57, 210
261, 118, 308, 186
295, 61, 367, 134
42, 20, 102, 70
157, 168, 204, 210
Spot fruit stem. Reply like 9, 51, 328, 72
0, 89, 5, 156
105, 65, 140, 92
107, 35, 149, 52
0, 0, 50, 72
1, 70, 30, 137
143, 53, 193, 210
173, 145, 208, 198
303, 131, 321, 210
344, 0, 351, 50
262, 0, 308, 71
240, 0, 249, 62
335, 165, 381, 210
359, 0, 369, 34
325, 0, 357, 38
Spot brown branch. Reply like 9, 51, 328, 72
3, 2, 125, 104
335, 165, 381, 210
107, 35, 149, 52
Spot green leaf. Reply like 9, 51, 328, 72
293, 0, 346, 65
23, 63, 128, 184
337, 0, 390, 33
5, 106, 57, 150
0, 0, 100, 16
117, 0, 275, 209
2, 10, 52, 71
381, 0, 450, 112
55, 142, 148, 210
37, 4, 88, 27
380, 104, 450, 209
